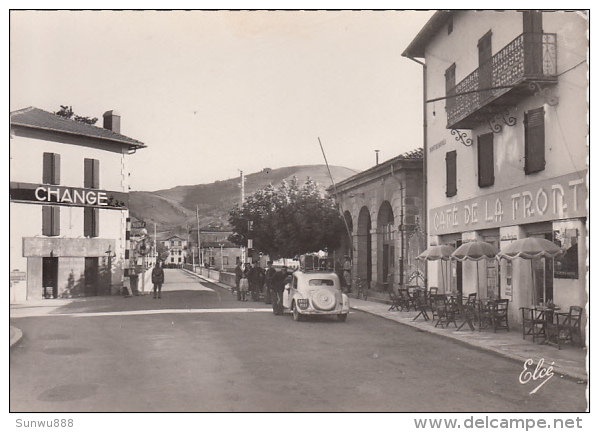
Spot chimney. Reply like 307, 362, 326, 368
103, 110, 121, 133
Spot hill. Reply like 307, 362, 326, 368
129, 165, 358, 237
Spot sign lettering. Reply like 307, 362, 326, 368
430, 171, 587, 236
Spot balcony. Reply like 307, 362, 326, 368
446, 32, 557, 130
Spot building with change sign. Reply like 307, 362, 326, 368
10, 107, 145, 301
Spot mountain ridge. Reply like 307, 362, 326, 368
129, 164, 358, 237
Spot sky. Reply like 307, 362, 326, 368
10, 9, 435, 191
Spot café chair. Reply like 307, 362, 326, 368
520, 307, 545, 342
546, 306, 584, 349
490, 299, 510, 333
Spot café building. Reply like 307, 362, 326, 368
402, 11, 587, 327
10, 107, 145, 301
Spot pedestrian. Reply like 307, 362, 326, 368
152, 261, 165, 299
271, 266, 288, 315
343, 255, 352, 293
239, 273, 249, 301
234, 262, 243, 301
252, 263, 265, 302
264, 261, 276, 304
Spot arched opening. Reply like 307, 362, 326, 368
357, 207, 372, 285
377, 201, 395, 289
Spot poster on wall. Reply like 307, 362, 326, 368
553, 228, 579, 279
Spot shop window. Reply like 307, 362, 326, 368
478, 133, 495, 187
42, 205, 60, 236
43, 153, 61, 185
84, 158, 100, 189
524, 107, 546, 174
446, 150, 457, 197
84, 207, 99, 238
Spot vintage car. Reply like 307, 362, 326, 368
282, 269, 350, 322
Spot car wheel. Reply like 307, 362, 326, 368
337, 313, 347, 322
293, 303, 303, 321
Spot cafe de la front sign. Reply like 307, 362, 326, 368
10, 182, 128, 209
429, 171, 586, 236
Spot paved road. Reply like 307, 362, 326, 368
10, 269, 587, 412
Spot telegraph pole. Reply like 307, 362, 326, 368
196, 205, 201, 267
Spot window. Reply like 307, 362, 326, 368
223, 256, 229, 266
42, 206, 60, 236
84, 207, 99, 237
43, 153, 60, 185
445, 63, 456, 111
478, 133, 495, 187
84, 158, 100, 189
445, 150, 457, 197
524, 107, 546, 174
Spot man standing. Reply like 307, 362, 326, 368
343, 255, 352, 293
264, 261, 276, 304
272, 267, 287, 315
234, 261, 243, 301
151, 261, 165, 299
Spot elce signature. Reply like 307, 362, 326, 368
519, 358, 554, 394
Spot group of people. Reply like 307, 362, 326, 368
235, 262, 265, 302
235, 261, 288, 314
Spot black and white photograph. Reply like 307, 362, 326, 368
8, 3, 591, 428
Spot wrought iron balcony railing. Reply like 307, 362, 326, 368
446, 32, 557, 129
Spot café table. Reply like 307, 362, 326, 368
532, 305, 561, 345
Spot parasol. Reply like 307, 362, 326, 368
418, 245, 455, 292
498, 237, 563, 305
451, 241, 500, 299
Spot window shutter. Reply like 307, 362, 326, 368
84, 159, 93, 188
84, 207, 92, 237
478, 133, 495, 187
92, 159, 100, 189
93, 208, 99, 237
43, 153, 53, 184
42, 205, 51, 235
52, 206, 60, 236
446, 150, 457, 197
42, 206, 59, 236
53, 154, 61, 185
524, 107, 546, 174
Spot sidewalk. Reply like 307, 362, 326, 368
348, 295, 588, 382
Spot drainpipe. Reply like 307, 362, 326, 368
406, 56, 428, 285
390, 164, 405, 288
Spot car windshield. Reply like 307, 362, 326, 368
309, 279, 335, 286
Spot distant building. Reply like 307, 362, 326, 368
10, 107, 145, 301
160, 235, 188, 267
188, 228, 241, 270
403, 11, 587, 326
328, 149, 425, 291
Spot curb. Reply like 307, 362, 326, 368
350, 305, 587, 383
10, 326, 23, 348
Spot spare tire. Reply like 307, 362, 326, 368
312, 290, 336, 311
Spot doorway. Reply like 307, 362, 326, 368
84, 257, 99, 296
531, 233, 554, 304
42, 257, 58, 298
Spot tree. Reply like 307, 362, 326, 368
228, 176, 345, 259
54, 105, 98, 125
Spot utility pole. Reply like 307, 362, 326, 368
240, 170, 245, 204
240, 170, 246, 263
196, 205, 201, 268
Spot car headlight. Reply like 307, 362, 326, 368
296, 298, 310, 310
